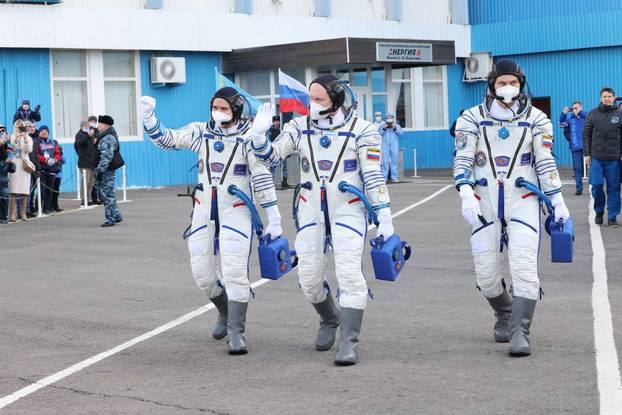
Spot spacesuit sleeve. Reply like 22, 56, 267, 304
143, 114, 204, 153
452, 109, 479, 190
246, 143, 278, 209
252, 121, 299, 169
357, 123, 391, 210
531, 112, 562, 196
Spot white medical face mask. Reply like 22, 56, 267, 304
310, 102, 330, 120
375, 116, 382, 122
82, 127, 89, 133
496, 85, 520, 104
212, 111, 232, 126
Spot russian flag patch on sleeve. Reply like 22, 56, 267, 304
367, 147, 381, 161
542, 134, 553, 149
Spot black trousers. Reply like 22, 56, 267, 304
53, 177, 61, 210
40, 172, 56, 213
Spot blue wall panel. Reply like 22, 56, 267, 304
57, 51, 220, 193
469, 0, 621, 25
495, 46, 622, 168
0, 48, 52, 131
472, 9, 622, 56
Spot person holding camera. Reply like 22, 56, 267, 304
379, 113, 403, 183
8, 120, 34, 221
559, 101, 587, 195
74, 120, 99, 205
583, 87, 622, 227
0, 126, 16, 224
13, 100, 41, 124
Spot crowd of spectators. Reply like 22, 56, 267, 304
0, 100, 68, 224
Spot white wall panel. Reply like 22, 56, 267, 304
0, 2, 470, 56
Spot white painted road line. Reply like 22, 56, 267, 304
0, 185, 450, 410
588, 190, 622, 414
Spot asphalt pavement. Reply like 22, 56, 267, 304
0, 174, 619, 414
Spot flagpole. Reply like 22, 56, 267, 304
277, 67, 282, 120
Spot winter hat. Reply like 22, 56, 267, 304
98, 115, 114, 126
39, 125, 50, 133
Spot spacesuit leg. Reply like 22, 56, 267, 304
507, 197, 541, 301
296, 202, 341, 349
332, 205, 368, 366
219, 209, 253, 303
187, 203, 222, 298
295, 209, 328, 305
186, 200, 226, 338
507, 196, 540, 356
332, 207, 369, 310
470, 198, 503, 299
219, 207, 253, 354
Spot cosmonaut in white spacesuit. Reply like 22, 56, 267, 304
139, 87, 282, 355
453, 60, 570, 356
250, 75, 395, 365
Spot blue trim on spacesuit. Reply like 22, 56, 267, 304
222, 225, 249, 239
335, 222, 363, 237
298, 222, 317, 232
510, 218, 538, 233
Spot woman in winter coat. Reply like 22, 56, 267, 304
8, 120, 34, 221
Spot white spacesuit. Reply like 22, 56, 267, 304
453, 60, 570, 356
139, 87, 282, 355
250, 75, 395, 365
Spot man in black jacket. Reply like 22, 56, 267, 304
583, 86, 622, 227
74, 120, 98, 205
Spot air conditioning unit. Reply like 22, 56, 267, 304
463, 52, 493, 83
150, 57, 186, 84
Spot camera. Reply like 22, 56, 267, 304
18, 126, 27, 133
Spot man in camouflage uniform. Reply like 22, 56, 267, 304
94, 115, 123, 227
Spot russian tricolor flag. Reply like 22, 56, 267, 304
279, 70, 309, 115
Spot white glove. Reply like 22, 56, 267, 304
550, 193, 570, 223
139, 96, 157, 130
46, 158, 56, 166
251, 103, 273, 148
376, 208, 394, 239
263, 204, 282, 240
459, 185, 481, 226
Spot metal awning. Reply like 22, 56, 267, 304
221, 37, 456, 73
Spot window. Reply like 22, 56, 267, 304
239, 70, 271, 97
51, 50, 140, 141
371, 67, 387, 117
352, 68, 367, 87
52, 50, 88, 139
422, 66, 446, 129
390, 68, 413, 128
388, 66, 448, 130
104, 51, 138, 136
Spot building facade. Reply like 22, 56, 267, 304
1, 0, 618, 190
